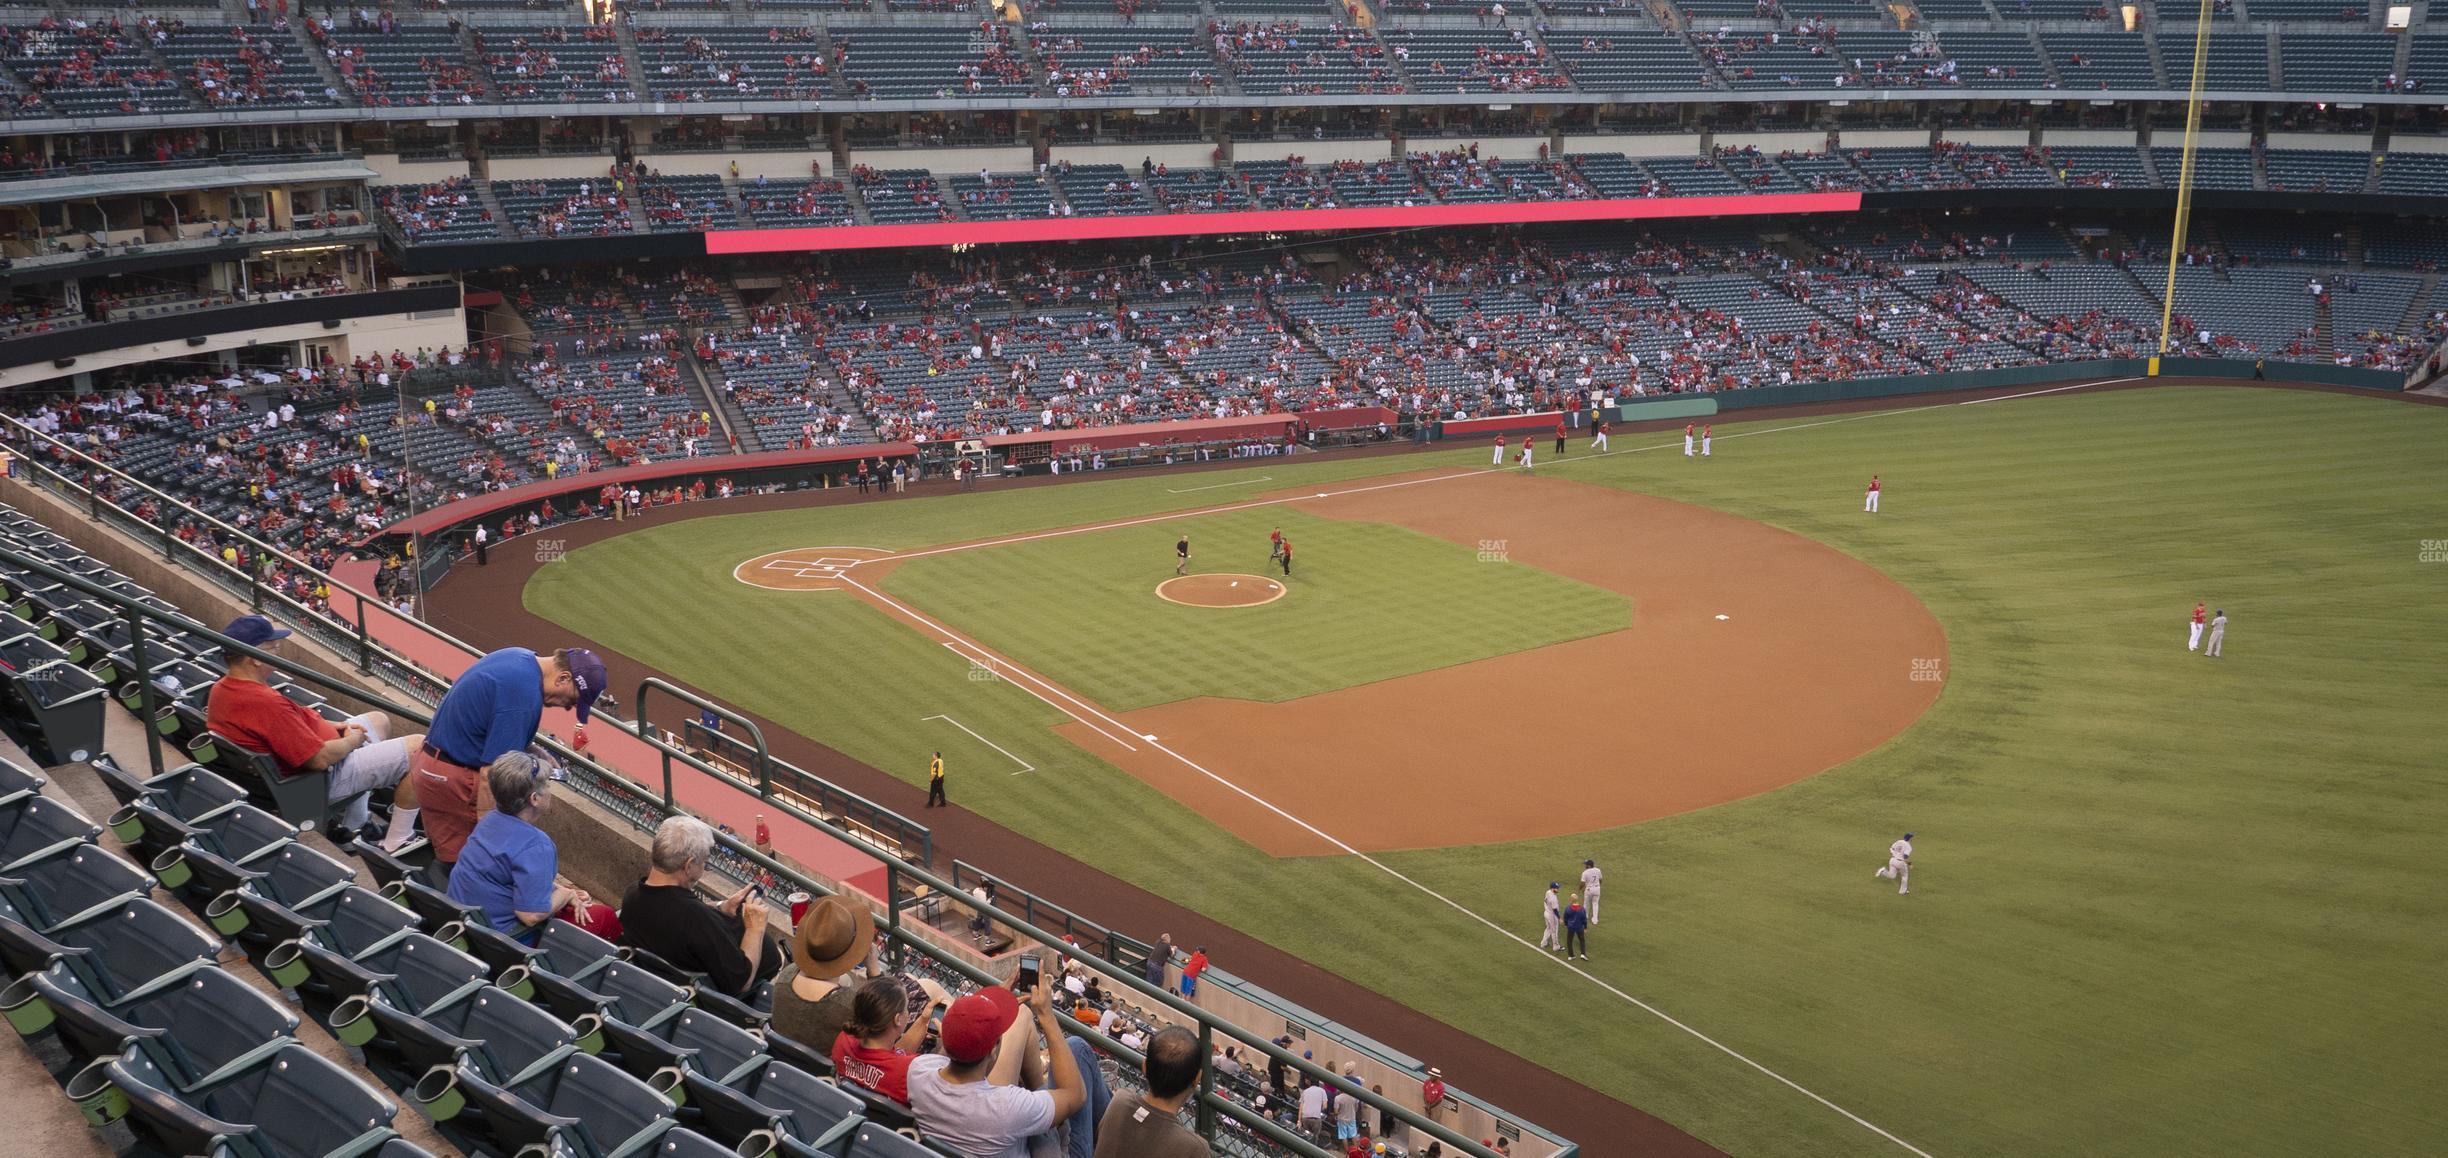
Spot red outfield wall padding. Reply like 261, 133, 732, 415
703, 192, 1864, 255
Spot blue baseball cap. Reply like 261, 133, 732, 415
223, 615, 291, 648
565, 648, 608, 724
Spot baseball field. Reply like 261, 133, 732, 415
515, 383, 2448, 1157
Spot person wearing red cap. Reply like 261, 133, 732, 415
908, 979, 1088, 1157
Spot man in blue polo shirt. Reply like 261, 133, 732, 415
412, 646, 606, 882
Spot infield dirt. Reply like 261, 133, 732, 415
845, 468, 1946, 857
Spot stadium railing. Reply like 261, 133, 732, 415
0, 538, 1540, 1158
0, 407, 1571, 1158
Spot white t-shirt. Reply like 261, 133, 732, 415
905, 1053, 1056, 1158
1298, 1084, 1328, 1122
1890, 839, 1913, 864
1580, 866, 1602, 894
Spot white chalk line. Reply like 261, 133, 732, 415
823, 385, 2107, 1155
1956, 376, 2146, 406
858, 571, 1933, 1157
921, 714, 1035, 774
1169, 475, 1273, 493
935, 640, 1137, 753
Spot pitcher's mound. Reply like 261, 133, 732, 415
1157, 573, 1286, 608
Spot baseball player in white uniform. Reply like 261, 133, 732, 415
1539, 883, 1563, 951
1700, 425, 1712, 457
1492, 435, 1506, 467
1579, 859, 1602, 924
1864, 474, 1882, 513
2187, 601, 2206, 651
2203, 610, 2226, 658
1873, 832, 1913, 894
1682, 423, 1695, 457
1518, 440, 1535, 472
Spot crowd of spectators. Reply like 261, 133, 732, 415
3, 223, 2429, 607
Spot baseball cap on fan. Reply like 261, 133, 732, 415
564, 648, 609, 723
940, 986, 1022, 1064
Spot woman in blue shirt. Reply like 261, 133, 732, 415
447, 751, 616, 945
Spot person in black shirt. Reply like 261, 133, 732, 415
619, 815, 782, 1003
1175, 534, 1191, 576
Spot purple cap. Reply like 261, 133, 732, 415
565, 648, 608, 724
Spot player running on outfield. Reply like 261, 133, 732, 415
1176, 534, 1191, 576
1874, 833, 1913, 894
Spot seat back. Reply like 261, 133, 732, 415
0, 795, 100, 870
518, 1051, 680, 1158
844, 1123, 937, 1158
0, 843, 150, 928
105, 1047, 251, 1158
299, 885, 423, 959
678, 1069, 782, 1150
206, 1043, 401, 1158
755, 1060, 870, 1140
352, 932, 490, 1016
665, 1007, 768, 1081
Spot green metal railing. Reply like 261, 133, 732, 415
0, 538, 1531, 1158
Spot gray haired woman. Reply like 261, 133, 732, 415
446, 750, 620, 945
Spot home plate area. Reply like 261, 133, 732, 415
1156, 573, 1287, 608
734, 546, 893, 591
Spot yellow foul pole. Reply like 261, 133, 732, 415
2156, 0, 2216, 355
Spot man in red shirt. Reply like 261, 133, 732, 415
1701, 423, 1712, 457
1421, 1066, 1449, 1126
1864, 474, 1881, 513
1683, 423, 1696, 457
205, 615, 426, 846
1491, 433, 1505, 467
1180, 945, 1210, 998
1592, 418, 1610, 453
1553, 419, 1566, 458
2187, 601, 2207, 651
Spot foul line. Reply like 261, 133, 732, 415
921, 714, 1035, 774
827, 380, 2142, 1156
1169, 475, 1272, 494
1956, 376, 2146, 406
848, 562, 1935, 1157
936, 641, 1137, 753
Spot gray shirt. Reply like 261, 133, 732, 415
907, 1053, 1057, 1158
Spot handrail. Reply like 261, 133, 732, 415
638, 676, 775, 805
0, 534, 1533, 1158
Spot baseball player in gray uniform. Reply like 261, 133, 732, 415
2203, 610, 2227, 658
1539, 883, 1563, 951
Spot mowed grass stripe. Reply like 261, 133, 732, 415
877, 506, 1630, 711
1385, 387, 2448, 1157
530, 387, 2448, 1157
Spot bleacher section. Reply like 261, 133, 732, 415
473, 25, 632, 102
154, 24, 341, 108
317, 25, 481, 108
829, 25, 1032, 99
1033, 25, 1220, 94
1, 22, 192, 116
1547, 30, 1712, 90
1216, 21, 1402, 95
634, 26, 834, 101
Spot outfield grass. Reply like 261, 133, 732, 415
878, 506, 1630, 710
527, 387, 2448, 1158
